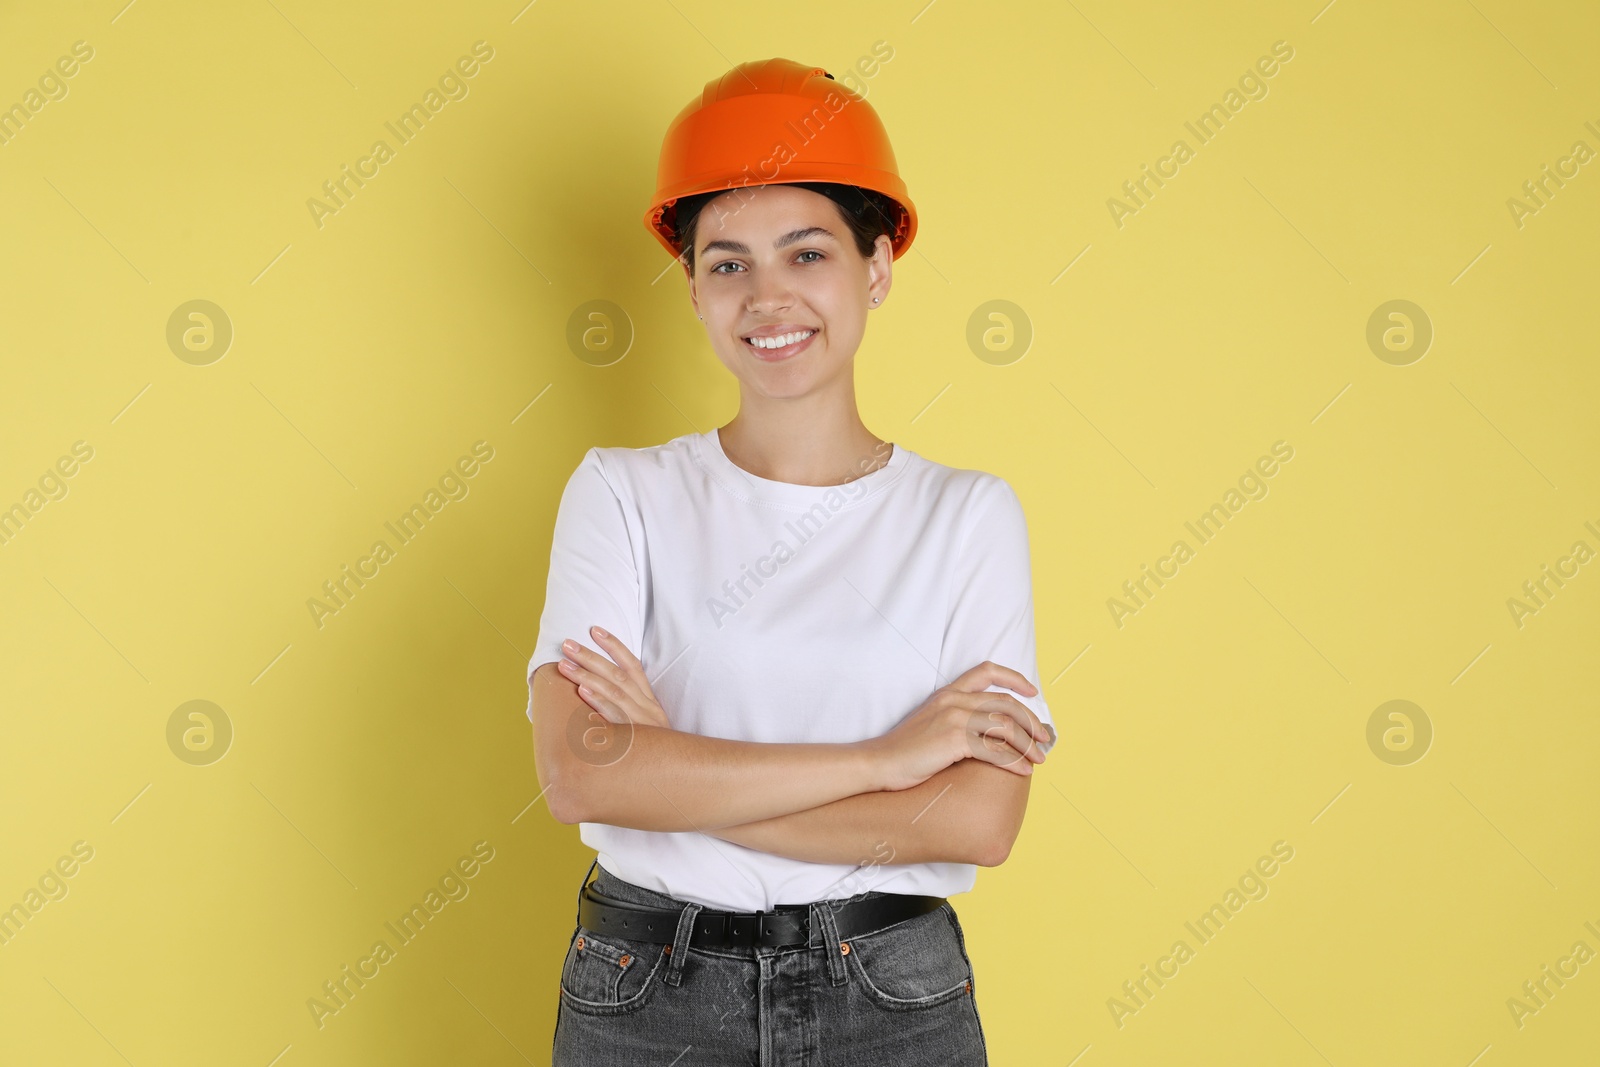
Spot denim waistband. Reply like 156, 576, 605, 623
572, 857, 953, 985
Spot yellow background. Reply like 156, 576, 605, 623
2, 0, 1597, 1064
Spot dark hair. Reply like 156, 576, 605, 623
674, 182, 901, 274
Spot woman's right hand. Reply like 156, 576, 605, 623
862, 662, 1052, 792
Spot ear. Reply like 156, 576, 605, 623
866, 234, 893, 307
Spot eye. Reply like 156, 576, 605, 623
710, 260, 744, 275
797, 250, 824, 263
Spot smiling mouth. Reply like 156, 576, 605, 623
742, 329, 817, 361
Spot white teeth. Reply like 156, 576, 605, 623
745, 329, 814, 350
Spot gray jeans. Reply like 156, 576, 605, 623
552, 861, 989, 1065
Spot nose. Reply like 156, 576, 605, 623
746, 267, 795, 315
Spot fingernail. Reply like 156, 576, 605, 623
562, 640, 576, 653
592, 626, 608, 638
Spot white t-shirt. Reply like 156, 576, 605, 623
526, 427, 1056, 911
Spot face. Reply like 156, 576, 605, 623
684, 184, 892, 400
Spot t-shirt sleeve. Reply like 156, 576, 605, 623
936, 475, 1058, 755
525, 448, 644, 722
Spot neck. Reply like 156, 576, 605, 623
717, 404, 891, 487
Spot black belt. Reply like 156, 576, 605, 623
579, 882, 947, 950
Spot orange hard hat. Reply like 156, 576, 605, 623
643, 57, 917, 262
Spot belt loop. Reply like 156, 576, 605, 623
663, 901, 702, 987
574, 857, 598, 928
812, 900, 849, 986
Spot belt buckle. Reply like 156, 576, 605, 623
782, 904, 812, 942
711, 906, 807, 947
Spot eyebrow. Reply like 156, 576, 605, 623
699, 226, 839, 256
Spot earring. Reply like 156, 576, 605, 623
871, 297, 879, 304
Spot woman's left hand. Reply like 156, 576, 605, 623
557, 627, 671, 730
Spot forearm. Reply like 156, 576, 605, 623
706, 759, 1018, 867
533, 667, 885, 831
576, 727, 883, 831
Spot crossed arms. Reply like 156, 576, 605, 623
528, 660, 1040, 869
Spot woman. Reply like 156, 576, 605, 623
527, 57, 1057, 1066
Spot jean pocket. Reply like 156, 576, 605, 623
844, 904, 975, 1012
559, 925, 669, 1016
